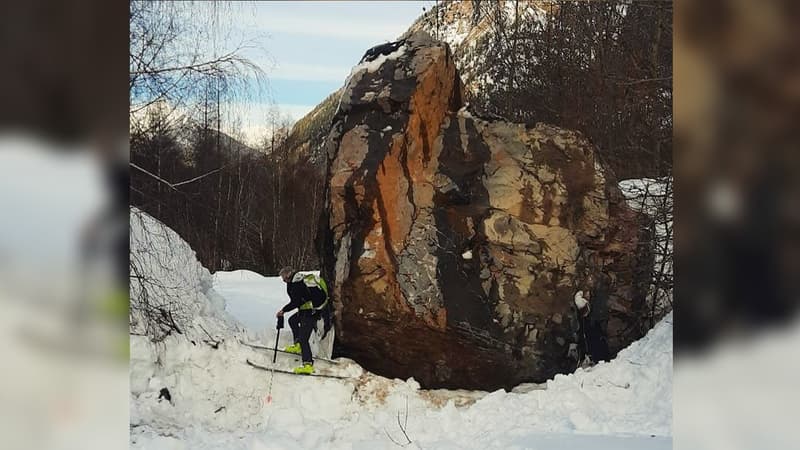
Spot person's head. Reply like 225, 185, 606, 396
279, 267, 294, 283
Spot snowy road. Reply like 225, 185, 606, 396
213, 270, 288, 333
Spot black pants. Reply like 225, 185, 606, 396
580, 316, 611, 362
288, 310, 316, 364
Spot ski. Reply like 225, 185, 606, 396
239, 339, 340, 364
246, 359, 351, 380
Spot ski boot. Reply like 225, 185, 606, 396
293, 362, 314, 375
283, 342, 302, 354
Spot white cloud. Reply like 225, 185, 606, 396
223, 103, 316, 147
259, 15, 407, 41
275, 104, 316, 120
270, 62, 351, 82
233, 2, 425, 42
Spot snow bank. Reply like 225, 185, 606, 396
619, 177, 672, 216
676, 319, 800, 450
129, 208, 239, 343
214, 269, 269, 282
129, 213, 337, 440
130, 208, 249, 428
130, 211, 671, 449
133, 277, 671, 448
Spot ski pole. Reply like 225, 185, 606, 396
266, 315, 284, 404
273, 315, 284, 363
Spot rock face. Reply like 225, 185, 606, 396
319, 31, 652, 390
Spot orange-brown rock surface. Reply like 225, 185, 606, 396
318, 31, 652, 390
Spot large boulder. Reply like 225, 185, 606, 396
318, 31, 652, 390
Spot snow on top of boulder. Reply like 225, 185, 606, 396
352, 44, 407, 75
336, 44, 407, 116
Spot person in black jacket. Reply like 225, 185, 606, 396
275, 267, 328, 374
574, 279, 612, 364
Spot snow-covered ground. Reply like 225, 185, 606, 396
676, 321, 800, 450
130, 210, 672, 449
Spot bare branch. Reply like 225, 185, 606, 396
131, 162, 224, 190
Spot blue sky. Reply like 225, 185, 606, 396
222, 1, 432, 144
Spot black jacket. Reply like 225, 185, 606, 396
282, 272, 326, 313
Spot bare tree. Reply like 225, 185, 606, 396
471, 0, 672, 179
129, 1, 270, 340
129, 1, 264, 123
622, 177, 674, 326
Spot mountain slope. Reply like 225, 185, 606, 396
283, 0, 671, 179
281, 0, 549, 165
